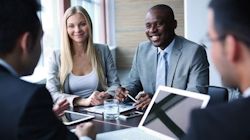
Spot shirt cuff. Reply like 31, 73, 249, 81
79, 136, 92, 140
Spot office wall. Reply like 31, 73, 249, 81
115, 0, 184, 68
184, 0, 222, 86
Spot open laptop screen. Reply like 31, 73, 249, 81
140, 86, 210, 139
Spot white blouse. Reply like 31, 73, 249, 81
69, 69, 99, 98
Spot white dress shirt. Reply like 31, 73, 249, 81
80, 136, 92, 140
242, 87, 250, 98
155, 39, 175, 88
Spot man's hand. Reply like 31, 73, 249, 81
134, 91, 152, 110
53, 99, 69, 117
75, 122, 96, 140
115, 87, 129, 102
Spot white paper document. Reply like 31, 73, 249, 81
84, 102, 135, 114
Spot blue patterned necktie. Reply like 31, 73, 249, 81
156, 51, 168, 89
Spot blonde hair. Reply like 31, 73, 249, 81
60, 6, 106, 91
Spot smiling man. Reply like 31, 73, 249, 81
115, 4, 209, 110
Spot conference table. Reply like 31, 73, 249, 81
68, 107, 143, 134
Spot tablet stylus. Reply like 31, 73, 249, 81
127, 94, 137, 102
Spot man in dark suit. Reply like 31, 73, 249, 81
116, 4, 209, 110
183, 0, 250, 139
0, 0, 95, 140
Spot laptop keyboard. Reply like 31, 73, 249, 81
97, 127, 163, 140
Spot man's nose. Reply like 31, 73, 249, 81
149, 25, 157, 33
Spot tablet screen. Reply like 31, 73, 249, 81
61, 111, 95, 125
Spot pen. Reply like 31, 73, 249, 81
127, 94, 137, 102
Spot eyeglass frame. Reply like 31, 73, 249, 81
200, 33, 226, 46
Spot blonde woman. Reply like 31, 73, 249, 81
46, 6, 120, 107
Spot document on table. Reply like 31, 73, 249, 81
84, 102, 135, 114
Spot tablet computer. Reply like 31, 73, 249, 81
61, 110, 95, 125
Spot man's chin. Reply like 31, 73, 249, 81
151, 41, 161, 47
221, 80, 238, 89
21, 69, 35, 77
21, 72, 33, 77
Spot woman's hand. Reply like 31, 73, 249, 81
73, 91, 111, 106
88, 91, 110, 106
53, 99, 69, 117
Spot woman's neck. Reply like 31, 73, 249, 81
72, 42, 87, 55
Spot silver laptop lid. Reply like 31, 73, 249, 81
138, 86, 210, 139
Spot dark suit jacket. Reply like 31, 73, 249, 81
0, 66, 78, 140
183, 97, 250, 140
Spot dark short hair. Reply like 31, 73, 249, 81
209, 0, 250, 47
150, 4, 175, 20
0, 0, 41, 54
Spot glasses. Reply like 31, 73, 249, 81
210, 35, 225, 42
200, 33, 225, 46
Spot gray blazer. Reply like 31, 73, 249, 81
124, 36, 209, 97
46, 44, 120, 105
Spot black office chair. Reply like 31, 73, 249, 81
207, 85, 228, 106
197, 85, 228, 106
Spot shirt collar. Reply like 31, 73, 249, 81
242, 87, 250, 98
0, 58, 18, 76
157, 39, 175, 55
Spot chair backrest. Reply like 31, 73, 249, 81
207, 86, 228, 106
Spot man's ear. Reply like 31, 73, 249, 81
17, 32, 31, 54
173, 19, 177, 29
225, 35, 241, 63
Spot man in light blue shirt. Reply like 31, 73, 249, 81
116, 4, 209, 110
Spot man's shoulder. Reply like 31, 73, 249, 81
174, 36, 207, 58
133, 41, 156, 58
138, 40, 152, 47
1, 73, 45, 95
187, 97, 250, 139
136, 41, 155, 53
193, 97, 250, 118
175, 36, 201, 49
0, 74, 50, 113
175, 36, 197, 44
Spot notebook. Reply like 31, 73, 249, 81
97, 86, 210, 140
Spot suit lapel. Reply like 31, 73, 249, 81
149, 44, 158, 92
167, 36, 183, 86
92, 46, 103, 91
63, 74, 70, 93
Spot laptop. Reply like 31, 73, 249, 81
97, 86, 210, 140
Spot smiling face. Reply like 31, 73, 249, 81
145, 9, 176, 49
66, 13, 89, 45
